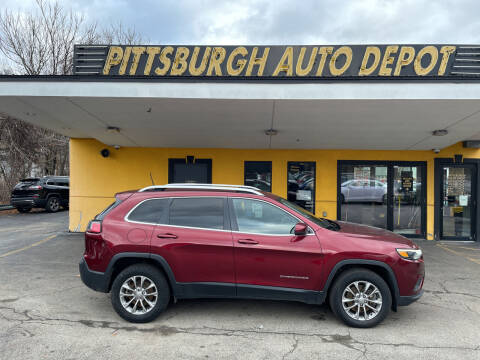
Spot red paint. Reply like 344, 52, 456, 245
83, 189, 424, 297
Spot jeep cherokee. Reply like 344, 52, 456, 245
79, 183, 424, 328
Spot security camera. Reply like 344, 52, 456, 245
100, 148, 110, 158
433, 148, 440, 154
113, 145, 121, 150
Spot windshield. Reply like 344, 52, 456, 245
275, 196, 331, 229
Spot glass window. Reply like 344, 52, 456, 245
128, 198, 169, 224
169, 197, 224, 230
340, 164, 388, 229
244, 161, 272, 192
232, 198, 298, 234
287, 162, 316, 213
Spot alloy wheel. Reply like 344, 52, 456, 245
119, 275, 158, 315
341, 280, 382, 321
49, 197, 60, 211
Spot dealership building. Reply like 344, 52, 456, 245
1, 44, 480, 241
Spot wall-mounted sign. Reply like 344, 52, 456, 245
74, 44, 480, 79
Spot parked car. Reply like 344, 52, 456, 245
341, 179, 387, 204
11, 176, 69, 213
80, 183, 424, 328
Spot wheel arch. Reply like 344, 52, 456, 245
46, 192, 61, 200
323, 259, 399, 311
105, 253, 177, 295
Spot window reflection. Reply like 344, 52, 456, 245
287, 162, 315, 213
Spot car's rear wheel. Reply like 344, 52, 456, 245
329, 268, 391, 328
45, 196, 60, 212
111, 264, 170, 323
16, 207, 31, 213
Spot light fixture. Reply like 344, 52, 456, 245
432, 129, 448, 136
265, 129, 278, 136
106, 126, 120, 134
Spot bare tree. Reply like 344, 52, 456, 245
100, 21, 146, 45
0, 0, 145, 203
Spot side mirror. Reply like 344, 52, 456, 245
294, 222, 308, 236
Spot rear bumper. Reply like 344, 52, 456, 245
398, 289, 424, 306
11, 197, 46, 208
79, 258, 110, 293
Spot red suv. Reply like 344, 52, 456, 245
79, 184, 424, 328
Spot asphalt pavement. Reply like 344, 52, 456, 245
0, 210, 479, 359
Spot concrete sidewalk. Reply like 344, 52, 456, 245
0, 212, 479, 359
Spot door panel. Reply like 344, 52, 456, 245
230, 198, 323, 291
393, 166, 424, 235
151, 225, 235, 283
233, 232, 323, 290
150, 197, 235, 286
440, 165, 476, 240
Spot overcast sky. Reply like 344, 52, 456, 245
2, 0, 480, 45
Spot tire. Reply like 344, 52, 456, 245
329, 268, 392, 328
45, 196, 60, 213
111, 264, 170, 323
16, 207, 31, 213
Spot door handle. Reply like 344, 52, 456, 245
237, 238, 259, 245
157, 233, 178, 239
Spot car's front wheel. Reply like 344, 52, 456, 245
329, 268, 392, 328
111, 264, 170, 323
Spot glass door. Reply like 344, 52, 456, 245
440, 165, 476, 240
393, 166, 424, 235
338, 161, 426, 237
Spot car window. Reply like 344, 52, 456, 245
169, 197, 224, 230
127, 198, 169, 224
232, 198, 298, 235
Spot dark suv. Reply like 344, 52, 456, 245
11, 176, 69, 213
80, 184, 424, 328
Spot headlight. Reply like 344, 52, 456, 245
396, 248, 422, 260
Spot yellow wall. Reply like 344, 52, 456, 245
70, 138, 480, 238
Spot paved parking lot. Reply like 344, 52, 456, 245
0, 211, 479, 359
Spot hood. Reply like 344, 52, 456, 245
336, 221, 415, 247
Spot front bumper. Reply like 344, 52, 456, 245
398, 289, 424, 306
79, 258, 110, 293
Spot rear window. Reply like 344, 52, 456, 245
169, 197, 224, 230
96, 199, 123, 220
15, 178, 40, 188
127, 198, 169, 224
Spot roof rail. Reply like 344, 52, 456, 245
138, 183, 264, 196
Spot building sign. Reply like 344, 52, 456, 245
74, 44, 480, 79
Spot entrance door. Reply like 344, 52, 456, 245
168, 158, 212, 184
393, 165, 424, 235
440, 164, 476, 240
338, 161, 426, 237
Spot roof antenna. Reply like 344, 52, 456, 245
149, 172, 155, 185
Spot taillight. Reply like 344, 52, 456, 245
87, 220, 102, 233
28, 185, 42, 190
